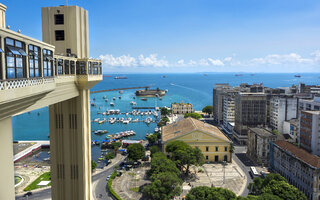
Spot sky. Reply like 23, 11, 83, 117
2, 0, 320, 73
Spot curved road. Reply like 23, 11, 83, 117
15, 157, 125, 200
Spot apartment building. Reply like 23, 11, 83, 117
269, 95, 298, 133
247, 127, 280, 166
283, 118, 299, 142
223, 92, 235, 130
270, 140, 320, 200
233, 92, 267, 145
213, 84, 232, 124
171, 102, 194, 114
299, 110, 320, 156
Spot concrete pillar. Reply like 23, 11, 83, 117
0, 3, 6, 29
49, 89, 92, 200
0, 117, 15, 200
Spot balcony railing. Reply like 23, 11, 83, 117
0, 77, 55, 91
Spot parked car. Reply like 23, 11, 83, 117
23, 192, 32, 197
106, 175, 111, 181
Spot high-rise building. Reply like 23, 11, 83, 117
233, 92, 267, 144
212, 84, 232, 124
222, 92, 235, 130
299, 110, 320, 156
269, 95, 298, 133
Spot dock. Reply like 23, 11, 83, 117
14, 141, 50, 163
91, 86, 150, 94
132, 107, 157, 109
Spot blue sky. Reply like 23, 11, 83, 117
2, 0, 320, 73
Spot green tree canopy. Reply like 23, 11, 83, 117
202, 105, 213, 115
149, 152, 180, 178
91, 160, 97, 171
150, 145, 160, 157
184, 113, 202, 119
262, 180, 307, 200
105, 152, 115, 160
147, 134, 158, 145
186, 186, 236, 200
142, 171, 182, 200
111, 142, 122, 149
166, 140, 204, 175
127, 143, 145, 161
248, 173, 287, 195
161, 107, 170, 116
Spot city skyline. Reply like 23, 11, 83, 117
2, 0, 320, 73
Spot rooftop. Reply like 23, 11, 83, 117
249, 128, 275, 137
162, 117, 231, 143
274, 140, 320, 169
302, 110, 320, 115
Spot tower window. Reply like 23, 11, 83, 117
55, 30, 65, 41
55, 14, 64, 25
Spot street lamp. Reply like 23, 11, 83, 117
222, 161, 227, 185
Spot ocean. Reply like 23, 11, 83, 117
12, 73, 320, 160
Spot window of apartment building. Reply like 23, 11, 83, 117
206, 156, 209, 160
55, 30, 65, 41
215, 146, 219, 151
42, 49, 53, 77
57, 59, 63, 75
225, 146, 228, 152
54, 14, 64, 25
28, 44, 41, 77
64, 60, 70, 74
206, 147, 209, 152
70, 61, 75, 74
5, 38, 27, 79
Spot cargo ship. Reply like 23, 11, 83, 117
135, 88, 166, 97
114, 76, 128, 79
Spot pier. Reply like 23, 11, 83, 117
13, 141, 50, 163
132, 106, 157, 109
91, 86, 149, 94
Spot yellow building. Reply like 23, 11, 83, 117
161, 117, 232, 162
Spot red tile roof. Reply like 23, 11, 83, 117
274, 140, 320, 168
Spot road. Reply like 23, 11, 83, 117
15, 157, 125, 200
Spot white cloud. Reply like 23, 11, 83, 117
177, 59, 185, 65
208, 58, 224, 66
99, 54, 137, 67
138, 54, 169, 67
249, 53, 313, 65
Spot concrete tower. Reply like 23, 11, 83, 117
42, 5, 89, 58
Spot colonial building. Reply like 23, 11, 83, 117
161, 117, 232, 162
247, 127, 281, 166
270, 140, 320, 200
171, 102, 194, 114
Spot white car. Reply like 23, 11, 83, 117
106, 175, 111, 181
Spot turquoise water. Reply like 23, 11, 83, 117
12, 73, 320, 142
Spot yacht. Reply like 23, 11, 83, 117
113, 97, 116, 100
141, 98, 147, 101
119, 90, 124, 94
130, 101, 137, 105
110, 102, 115, 106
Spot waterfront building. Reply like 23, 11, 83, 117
299, 96, 320, 111
247, 127, 281, 166
269, 95, 298, 134
270, 140, 320, 200
299, 110, 320, 156
171, 102, 194, 114
0, 3, 102, 200
161, 117, 232, 162
233, 92, 267, 145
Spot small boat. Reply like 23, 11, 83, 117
93, 98, 96, 101
114, 76, 128, 79
170, 83, 174, 86
159, 97, 162, 100
119, 90, 124, 94
235, 74, 243, 76
113, 97, 116, 100
91, 103, 95, 106
130, 101, 137, 105
163, 75, 167, 78
118, 96, 121, 99
141, 98, 147, 101
133, 97, 136, 99
94, 130, 108, 135
110, 102, 114, 106
165, 89, 168, 93
103, 96, 106, 99
132, 119, 139, 123
294, 74, 301, 78
123, 120, 130, 124
105, 99, 108, 102
93, 118, 100, 122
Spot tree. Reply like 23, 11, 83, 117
105, 152, 115, 160
149, 152, 180, 177
166, 141, 204, 175
272, 130, 280, 135
143, 171, 182, 200
184, 113, 202, 119
262, 180, 307, 200
248, 173, 287, 195
186, 186, 236, 200
147, 134, 158, 145
127, 143, 145, 161
161, 107, 170, 116
202, 105, 213, 115
111, 142, 122, 154
150, 145, 160, 157
91, 160, 97, 172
